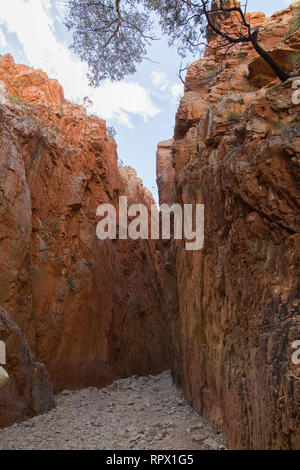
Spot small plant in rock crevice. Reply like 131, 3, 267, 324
10, 95, 23, 106
227, 110, 245, 121
206, 68, 219, 81
288, 52, 300, 69
287, 4, 300, 36
67, 274, 76, 292
71, 251, 78, 261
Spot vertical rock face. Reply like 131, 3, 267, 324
0, 53, 170, 409
156, 140, 175, 205
0, 307, 54, 427
160, 4, 300, 449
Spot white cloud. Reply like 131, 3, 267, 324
0, 0, 160, 127
151, 70, 183, 103
151, 71, 168, 90
0, 29, 7, 48
170, 83, 183, 100
89, 81, 160, 128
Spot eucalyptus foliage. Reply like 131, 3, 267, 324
65, 0, 157, 85
65, 0, 290, 85
65, 0, 212, 85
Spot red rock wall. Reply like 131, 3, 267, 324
0, 54, 170, 402
160, 5, 300, 449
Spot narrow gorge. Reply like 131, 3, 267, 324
0, 3, 299, 450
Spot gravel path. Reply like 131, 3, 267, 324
0, 370, 226, 450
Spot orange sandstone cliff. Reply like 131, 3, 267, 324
156, 3, 300, 449
0, 53, 170, 425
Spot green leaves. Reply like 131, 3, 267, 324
65, 0, 207, 84
145, 0, 206, 57
65, 1, 289, 86
65, 0, 155, 85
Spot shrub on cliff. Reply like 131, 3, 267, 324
65, 0, 290, 85
107, 125, 117, 139
287, 2, 300, 36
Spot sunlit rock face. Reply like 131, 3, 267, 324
164, 4, 300, 449
0, 53, 171, 404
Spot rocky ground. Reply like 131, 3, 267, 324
0, 370, 226, 450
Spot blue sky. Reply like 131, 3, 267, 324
0, 0, 291, 198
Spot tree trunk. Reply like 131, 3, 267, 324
250, 33, 290, 83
